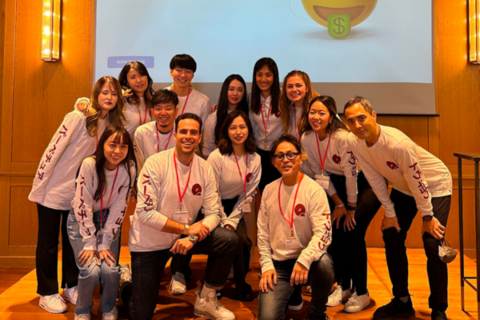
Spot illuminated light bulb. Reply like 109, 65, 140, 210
44, 10, 51, 16
44, 29, 51, 35
43, 49, 50, 55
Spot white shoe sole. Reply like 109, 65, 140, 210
326, 299, 341, 307
194, 308, 235, 320
39, 301, 67, 314
63, 294, 77, 306
288, 300, 304, 311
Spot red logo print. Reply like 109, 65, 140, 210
294, 204, 306, 217
246, 173, 252, 183
386, 161, 399, 170
332, 154, 341, 164
192, 184, 202, 196
274, 110, 281, 118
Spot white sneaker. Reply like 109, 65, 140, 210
63, 285, 78, 305
344, 292, 370, 313
194, 290, 235, 320
39, 293, 67, 314
326, 286, 343, 307
170, 273, 187, 295
74, 313, 91, 320
342, 287, 352, 302
102, 306, 118, 320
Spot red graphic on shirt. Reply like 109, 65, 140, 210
347, 151, 356, 165
274, 110, 281, 118
294, 204, 306, 216
386, 161, 399, 170
246, 173, 252, 183
192, 184, 202, 196
332, 154, 341, 164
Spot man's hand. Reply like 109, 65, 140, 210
332, 205, 347, 229
422, 216, 445, 239
381, 216, 401, 232
344, 210, 356, 231
188, 222, 210, 241
98, 249, 116, 266
290, 262, 309, 286
170, 237, 194, 255
78, 249, 96, 267
259, 269, 277, 293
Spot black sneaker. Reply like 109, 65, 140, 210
431, 309, 447, 320
373, 297, 415, 320
288, 287, 304, 311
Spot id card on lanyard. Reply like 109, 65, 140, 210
173, 151, 193, 217
315, 132, 332, 190
234, 153, 251, 213
278, 174, 304, 249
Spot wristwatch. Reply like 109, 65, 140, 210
183, 224, 190, 235
346, 205, 357, 211
423, 215, 433, 222
188, 234, 198, 243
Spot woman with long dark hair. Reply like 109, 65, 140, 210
118, 61, 155, 139
249, 57, 283, 192
67, 126, 136, 320
299, 95, 381, 313
202, 74, 249, 158
29, 76, 125, 314
207, 110, 261, 301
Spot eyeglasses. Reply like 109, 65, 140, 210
273, 152, 300, 161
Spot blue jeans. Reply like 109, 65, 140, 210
67, 209, 120, 315
258, 254, 335, 320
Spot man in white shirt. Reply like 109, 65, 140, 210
134, 89, 178, 173
344, 97, 452, 320
127, 113, 238, 320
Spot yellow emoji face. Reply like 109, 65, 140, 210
301, 0, 378, 28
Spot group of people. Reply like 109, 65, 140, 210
29, 54, 452, 320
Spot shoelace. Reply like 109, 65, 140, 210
347, 293, 358, 305
49, 294, 65, 303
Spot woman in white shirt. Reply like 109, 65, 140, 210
279, 70, 319, 141
249, 57, 283, 192
299, 95, 381, 313
118, 61, 155, 139
202, 74, 249, 157
207, 110, 261, 301
29, 76, 125, 314
67, 126, 136, 320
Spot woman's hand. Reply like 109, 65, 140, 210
344, 210, 356, 231
78, 249, 97, 267
332, 205, 347, 229
97, 249, 116, 266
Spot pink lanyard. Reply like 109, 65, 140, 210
155, 122, 174, 152
278, 174, 304, 237
233, 153, 249, 196
260, 98, 272, 141
100, 166, 119, 228
315, 132, 332, 175
137, 105, 148, 126
173, 151, 193, 210
180, 88, 192, 115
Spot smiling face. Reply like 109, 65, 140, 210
344, 103, 378, 142
126, 68, 148, 97
104, 133, 128, 170
273, 141, 303, 179
286, 75, 308, 105
170, 67, 194, 90
152, 102, 177, 130
228, 116, 249, 147
308, 101, 333, 135
301, 0, 378, 28
255, 66, 274, 95
227, 79, 245, 109
174, 118, 202, 156
98, 82, 119, 114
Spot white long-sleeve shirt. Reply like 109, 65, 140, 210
29, 110, 108, 210
288, 106, 303, 141
71, 157, 136, 251
301, 129, 358, 203
124, 98, 152, 140
164, 86, 211, 127
202, 110, 235, 157
134, 121, 176, 173
257, 175, 331, 273
207, 148, 262, 229
347, 125, 452, 218
249, 95, 284, 151
129, 148, 222, 252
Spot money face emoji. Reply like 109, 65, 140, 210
301, 0, 378, 39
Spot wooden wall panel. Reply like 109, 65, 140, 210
9, 187, 37, 246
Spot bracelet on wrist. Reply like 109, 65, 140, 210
335, 204, 345, 208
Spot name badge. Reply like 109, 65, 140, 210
242, 198, 252, 213
315, 175, 330, 190
173, 208, 189, 224
285, 237, 302, 250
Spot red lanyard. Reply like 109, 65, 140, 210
315, 132, 332, 175
155, 122, 174, 153
278, 174, 304, 237
173, 151, 193, 210
180, 88, 192, 115
233, 152, 248, 196
137, 105, 148, 126
100, 166, 119, 229
260, 97, 272, 142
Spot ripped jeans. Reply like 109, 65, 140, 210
67, 209, 120, 315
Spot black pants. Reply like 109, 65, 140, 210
384, 189, 451, 311
326, 172, 382, 295
257, 148, 281, 193
129, 227, 239, 320
36, 204, 79, 295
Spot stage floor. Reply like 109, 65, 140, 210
0, 248, 477, 320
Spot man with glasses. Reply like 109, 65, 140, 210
257, 134, 334, 320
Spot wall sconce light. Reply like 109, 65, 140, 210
41, 0, 62, 61
469, 0, 480, 63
